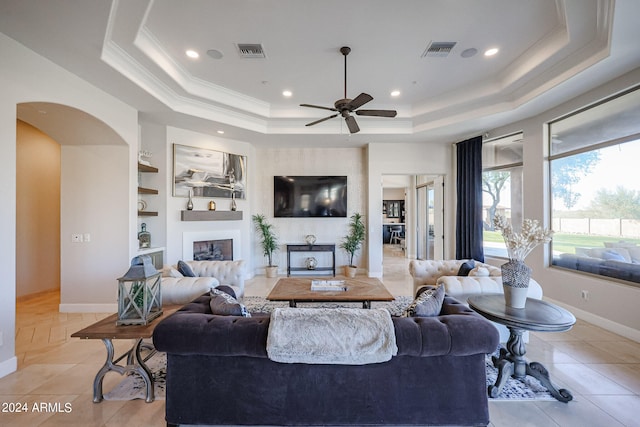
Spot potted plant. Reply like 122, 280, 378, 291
340, 212, 365, 278
252, 214, 279, 278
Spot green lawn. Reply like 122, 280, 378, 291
483, 230, 640, 254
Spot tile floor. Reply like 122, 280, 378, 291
0, 246, 638, 426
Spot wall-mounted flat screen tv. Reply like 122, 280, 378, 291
274, 176, 347, 217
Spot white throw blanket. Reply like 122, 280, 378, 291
266, 307, 398, 365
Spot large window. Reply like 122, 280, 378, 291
549, 86, 640, 285
482, 133, 524, 258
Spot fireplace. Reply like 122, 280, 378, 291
183, 230, 241, 261
193, 239, 233, 261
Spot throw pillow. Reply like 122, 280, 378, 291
402, 285, 445, 317
177, 260, 196, 277
602, 250, 626, 262
210, 288, 251, 317
215, 285, 237, 300
457, 260, 475, 276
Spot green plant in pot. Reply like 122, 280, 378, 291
340, 212, 365, 278
252, 214, 279, 278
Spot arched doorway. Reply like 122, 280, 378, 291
16, 102, 129, 304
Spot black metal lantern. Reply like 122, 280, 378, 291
117, 255, 162, 325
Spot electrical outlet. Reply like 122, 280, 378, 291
581, 290, 589, 301
83, 233, 91, 242
71, 234, 83, 243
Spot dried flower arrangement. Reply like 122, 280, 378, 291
493, 214, 554, 262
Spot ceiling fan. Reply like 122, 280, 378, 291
300, 46, 397, 134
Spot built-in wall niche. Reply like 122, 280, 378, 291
138, 163, 159, 217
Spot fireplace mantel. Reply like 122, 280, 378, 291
181, 210, 243, 221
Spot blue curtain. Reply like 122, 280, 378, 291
456, 136, 484, 262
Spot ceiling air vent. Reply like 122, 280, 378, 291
236, 43, 266, 58
421, 41, 457, 58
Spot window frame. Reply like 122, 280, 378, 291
481, 132, 524, 259
547, 84, 640, 286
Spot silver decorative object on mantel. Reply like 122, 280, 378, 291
187, 189, 194, 210
305, 234, 316, 245
305, 257, 318, 270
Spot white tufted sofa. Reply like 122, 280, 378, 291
409, 259, 543, 342
161, 260, 246, 306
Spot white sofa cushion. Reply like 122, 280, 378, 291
186, 260, 245, 300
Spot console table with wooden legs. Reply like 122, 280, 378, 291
468, 294, 576, 403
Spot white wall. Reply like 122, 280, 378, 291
367, 142, 452, 277
485, 67, 640, 340
0, 33, 138, 377
59, 145, 130, 308
253, 147, 367, 275
162, 127, 255, 268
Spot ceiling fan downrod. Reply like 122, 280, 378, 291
341, 46, 350, 100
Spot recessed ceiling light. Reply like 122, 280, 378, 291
217, 130, 225, 134
186, 50, 199, 59
484, 48, 499, 57
391, 90, 401, 97
282, 90, 292, 97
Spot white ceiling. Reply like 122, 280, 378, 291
2, 0, 640, 147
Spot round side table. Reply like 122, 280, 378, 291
468, 294, 576, 402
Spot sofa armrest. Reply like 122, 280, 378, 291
161, 277, 219, 305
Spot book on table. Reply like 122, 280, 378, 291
310, 280, 347, 292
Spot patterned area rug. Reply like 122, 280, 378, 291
104, 296, 554, 401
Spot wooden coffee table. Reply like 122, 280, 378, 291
71, 306, 180, 403
267, 276, 394, 308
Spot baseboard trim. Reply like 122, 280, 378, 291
59, 303, 118, 313
0, 356, 17, 379
545, 297, 640, 343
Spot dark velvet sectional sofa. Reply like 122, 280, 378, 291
153, 294, 500, 427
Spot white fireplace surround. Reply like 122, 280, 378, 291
183, 230, 241, 261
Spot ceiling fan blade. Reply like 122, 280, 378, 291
300, 103, 338, 112
345, 115, 360, 133
348, 93, 373, 110
355, 109, 398, 117
305, 113, 339, 127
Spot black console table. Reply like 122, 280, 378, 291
286, 244, 336, 277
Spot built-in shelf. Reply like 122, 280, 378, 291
138, 186, 158, 195
138, 163, 158, 173
138, 163, 159, 217
181, 210, 243, 221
